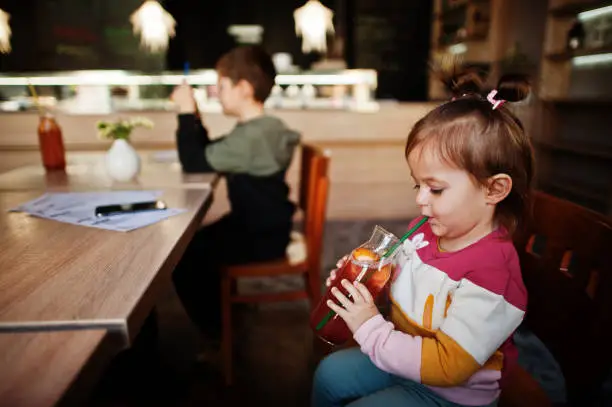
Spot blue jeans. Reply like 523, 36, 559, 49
312, 348, 498, 407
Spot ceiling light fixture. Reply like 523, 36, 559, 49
130, 1, 176, 53
0, 9, 11, 54
293, 0, 335, 53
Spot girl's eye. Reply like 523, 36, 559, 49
413, 184, 420, 190
430, 189, 444, 195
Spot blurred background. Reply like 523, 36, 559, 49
0, 0, 433, 100
0, 0, 610, 217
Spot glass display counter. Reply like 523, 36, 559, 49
0, 69, 379, 114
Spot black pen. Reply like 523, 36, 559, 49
95, 200, 167, 217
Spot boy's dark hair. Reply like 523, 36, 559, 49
405, 70, 535, 235
216, 45, 277, 103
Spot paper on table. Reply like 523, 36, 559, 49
10, 190, 188, 232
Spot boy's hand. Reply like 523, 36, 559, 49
327, 279, 380, 334
170, 81, 197, 114
325, 255, 348, 287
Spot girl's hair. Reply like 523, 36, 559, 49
405, 70, 535, 235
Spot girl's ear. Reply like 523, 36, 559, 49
486, 174, 512, 204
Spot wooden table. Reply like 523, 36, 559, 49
0, 151, 219, 406
0, 330, 112, 407
0, 187, 212, 344
0, 151, 219, 191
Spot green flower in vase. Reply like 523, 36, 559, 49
96, 116, 154, 141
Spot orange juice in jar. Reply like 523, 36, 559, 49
310, 226, 399, 345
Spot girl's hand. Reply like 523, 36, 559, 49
170, 81, 197, 114
327, 279, 380, 333
325, 255, 349, 287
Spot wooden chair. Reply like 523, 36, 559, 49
220, 144, 331, 385
500, 191, 612, 407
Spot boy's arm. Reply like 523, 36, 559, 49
353, 272, 525, 387
176, 114, 217, 173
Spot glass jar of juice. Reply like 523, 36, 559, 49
37, 112, 66, 171
310, 225, 399, 346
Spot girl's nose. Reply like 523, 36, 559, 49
415, 188, 429, 207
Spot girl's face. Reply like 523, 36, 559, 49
407, 145, 496, 247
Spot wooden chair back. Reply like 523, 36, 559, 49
503, 191, 612, 406
297, 144, 330, 292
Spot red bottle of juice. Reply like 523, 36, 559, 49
310, 226, 399, 346
37, 113, 66, 171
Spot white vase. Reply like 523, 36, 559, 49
105, 139, 141, 182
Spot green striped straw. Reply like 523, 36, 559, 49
315, 216, 429, 332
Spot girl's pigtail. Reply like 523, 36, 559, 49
430, 54, 487, 99
496, 74, 531, 103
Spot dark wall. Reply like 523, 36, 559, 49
164, 0, 232, 70
0, 0, 164, 72
350, 0, 433, 101
0, 0, 38, 71
165, 0, 330, 70
0, 0, 433, 100
0, 0, 328, 71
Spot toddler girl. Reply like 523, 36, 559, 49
312, 72, 534, 407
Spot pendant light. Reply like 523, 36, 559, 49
130, 1, 176, 53
0, 9, 11, 54
293, 0, 334, 53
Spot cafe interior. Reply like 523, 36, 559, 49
0, 0, 611, 406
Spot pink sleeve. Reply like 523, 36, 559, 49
353, 314, 423, 382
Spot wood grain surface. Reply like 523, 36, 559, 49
0, 330, 108, 407
0, 188, 212, 343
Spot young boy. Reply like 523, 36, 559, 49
170, 46, 301, 334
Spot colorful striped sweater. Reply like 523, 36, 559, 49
353, 219, 527, 405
